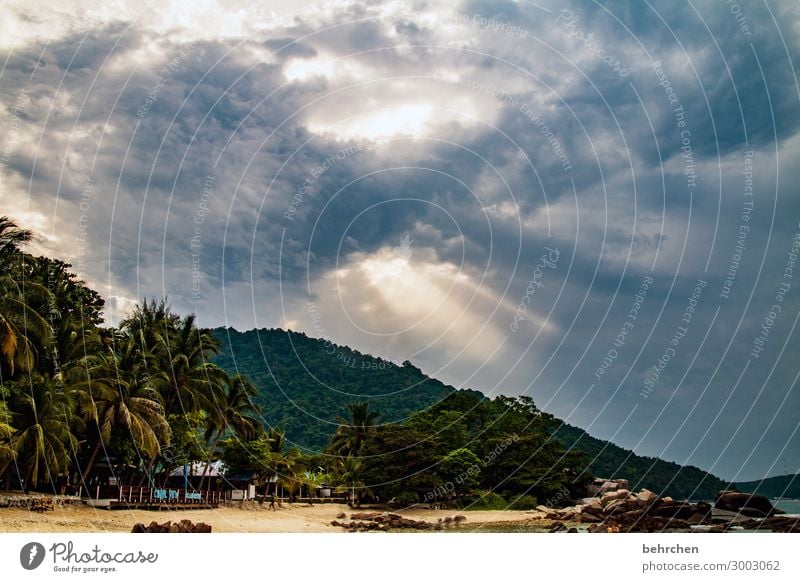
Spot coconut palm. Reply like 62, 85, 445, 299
0, 218, 54, 376
0, 276, 53, 376
301, 470, 331, 499
124, 304, 227, 417
0, 216, 32, 260
330, 401, 380, 457
198, 373, 262, 489
9, 374, 77, 490
0, 401, 14, 465
335, 455, 367, 505
264, 428, 303, 498
72, 334, 172, 483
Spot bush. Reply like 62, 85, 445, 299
392, 491, 419, 507
466, 491, 506, 511
507, 494, 538, 510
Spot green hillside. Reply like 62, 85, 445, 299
553, 423, 729, 500
733, 474, 800, 499
212, 327, 728, 499
211, 327, 474, 451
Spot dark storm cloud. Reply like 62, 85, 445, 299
1, 0, 799, 480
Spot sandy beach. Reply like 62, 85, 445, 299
0, 502, 549, 533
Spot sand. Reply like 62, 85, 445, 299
0, 502, 548, 533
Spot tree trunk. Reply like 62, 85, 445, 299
80, 437, 104, 485
0, 458, 12, 489
197, 434, 221, 491
137, 456, 157, 487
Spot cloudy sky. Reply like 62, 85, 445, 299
2, 0, 799, 481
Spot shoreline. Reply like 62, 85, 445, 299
0, 502, 547, 533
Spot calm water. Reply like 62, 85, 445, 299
773, 499, 800, 515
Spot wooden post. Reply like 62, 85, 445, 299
95, 486, 99, 500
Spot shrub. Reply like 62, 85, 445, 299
393, 491, 419, 507
466, 491, 506, 511
507, 494, 538, 510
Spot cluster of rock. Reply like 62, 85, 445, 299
0, 495, 80, 510
330, 511, 466, 532
131, 519, 212, 533
541, 479, 797, 533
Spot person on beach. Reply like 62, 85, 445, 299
269, 494, 276, 511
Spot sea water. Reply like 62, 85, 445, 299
773, 499, 800, 516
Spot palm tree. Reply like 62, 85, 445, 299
0, 401, 15, 466
301, 470, 331, 499
264, 428, 303, 499
72, 335, 172, 483
198, 373, 261, 489
122, 301, 228, 484
0, 216, 32, 260
9, 374, 77, 490
123, 304, 227, 417
330, 402, 380, 457
335, 455, 367, 506
0, 217, 54, 377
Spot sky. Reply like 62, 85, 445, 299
1, 0, 799, 481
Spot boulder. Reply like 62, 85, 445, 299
598, 481, 620, 494
714, 491, 776, 516
578, 512, 601, 523
602, 499, 625, 514
654, 501, 711, 521
600, 490, 627, 506
686, 512, 709, 526
710, 508, 753, 524
131, 519, 212, 533
636, 489, 658, 504
560, 510, 577, 521
741, 516, 800, 533
581, 504, 604, 517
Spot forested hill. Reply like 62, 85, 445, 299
733, 474, 800, 498
211, 327, 480, 450
553, 423, 728, 500
211, 327, 728, 498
